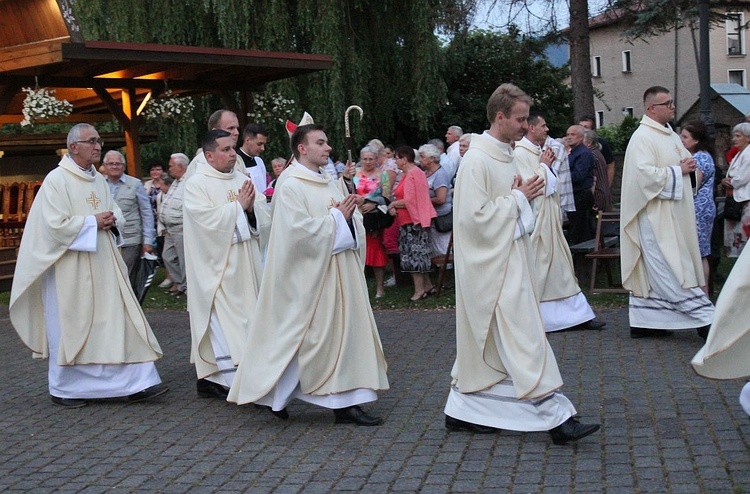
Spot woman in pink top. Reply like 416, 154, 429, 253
387, 146, 437, 301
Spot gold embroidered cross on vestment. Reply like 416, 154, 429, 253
227, 189, 239, 202
86, 191, 101, 209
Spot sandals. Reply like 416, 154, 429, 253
409, 291, 430, 302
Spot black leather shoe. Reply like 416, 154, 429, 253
128, 384, 169, 403
630, 327, 673, 339
254, 404, 289, 420
580, 319, 606, 330
697, 325, 710, 340
549, 417, 600, 445
445, 415, 499, 434
196, 379, 229, 399
333, 405, 383, 426
50, 395, 87, 408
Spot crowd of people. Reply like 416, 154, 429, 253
8, 81, 750, 446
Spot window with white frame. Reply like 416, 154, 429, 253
622, 50, 632, 72
729, 69, 746, 87
727, 12, 745, 55
596, 111, 605, 128
592, 56, 602, 77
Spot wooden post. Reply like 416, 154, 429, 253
121, 88, 141, 178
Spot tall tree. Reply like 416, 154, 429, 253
72, 0, 476, 162
483, 0, 596, 121
439, 27, 573, 135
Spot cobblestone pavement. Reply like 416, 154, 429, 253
1, 305, 748, 493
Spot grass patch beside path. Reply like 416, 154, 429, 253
0, 257, 738, 312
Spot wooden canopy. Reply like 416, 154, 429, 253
0, 0, 333, 176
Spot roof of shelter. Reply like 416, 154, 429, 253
0, 0, 332, 120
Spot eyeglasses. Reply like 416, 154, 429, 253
652, 100, 674, 108
76, 138, 104, 147
103, 162, 125, 167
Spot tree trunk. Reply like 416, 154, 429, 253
568, 0, 595, 121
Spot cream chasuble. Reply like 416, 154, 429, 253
183, 160, 270, 379
621, 116, 704, 296
692, 245, 750, 379
451, 132, 564, 400
514, 138, 581, 302
228, 163, 389, 404
10, 155, 162, 365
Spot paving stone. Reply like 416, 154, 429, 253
0, 307, 748, 493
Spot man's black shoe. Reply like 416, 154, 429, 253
697, 325, 710, 340
445, 415, 499, 434
50, 395, 87, 408
128, 384, 169, 403
630, 327, 673, 339
333, 405, 383, 426
254, 404, 289, 420
196, 379, 229, 399
579, 319, 606, 330
549, 417, 600, 445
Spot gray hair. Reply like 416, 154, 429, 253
448, 125, 463, 137
359, 145, 379, 158
67, 123, 96, 150
366, 139, 384, 154
733, 122, 750, 137
459, 134, 471, 144
159, 172, 175, 186
103, 150, 125, 163
428, 138, 445, 152
271, 157, 286, 167
418, 143, 441, 161
583, 130, 601, 150
170, 152, 190, 167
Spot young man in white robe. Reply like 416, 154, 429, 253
9, 123, 168, 408
620, 86, 714, 338
228, 124, 389, 425
183, 129, 270, 399
444, 84, 600, 444
514, 113, 605, 333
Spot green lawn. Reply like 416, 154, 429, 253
0, 256, 738, 311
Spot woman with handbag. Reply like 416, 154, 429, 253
680, 120, 716, 295
722, 122, 750, 258
418, 143, 453, 258
388, 146, 437, 301
353, 146, 391, 298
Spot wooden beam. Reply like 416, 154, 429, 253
91, 87, 129, 124
0, 74, 268, 92
0, 39, 66, 72
0, 113, 113, 124
120, 88, 141, 176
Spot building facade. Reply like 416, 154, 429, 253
588, 8, 750, 128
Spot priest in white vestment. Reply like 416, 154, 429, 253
10, 124, 168, 408
444, 84, 600, 444
620, 86, 714, 338
514, 113, 604, 333
185, 110, 246, 179
183, 129, 270, 399
228, 124, 389, 426
692, 244, 750, 416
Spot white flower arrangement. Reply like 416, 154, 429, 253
246, 92, 296, 124
142, 90, 195, 123
20, 87, 73, 127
